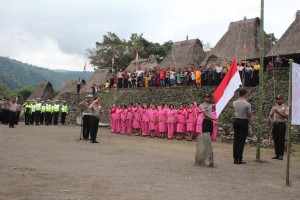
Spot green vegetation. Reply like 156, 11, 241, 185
87, 32, 173, 70
0, 56, 93, 90
0, 81, 33, 102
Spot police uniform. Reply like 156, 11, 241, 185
233, 95, 252, 164
30, 100, 36, 124
79, 95, 92, 140
53, 101, 60, 125
269, 95, 288, 160
200, 94, 213, 135
35, 98, 42, 125
45, 100, 52, 125
40, 101, 46, 124
89, 98, 102, 143
60, 101, 68, 125
23, 100, 32, 125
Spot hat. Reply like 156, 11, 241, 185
47, 99, 50, 102
63, 100, 66, 103
275, 95, 284, 100
86, 94, 93, 98
204, 94, 211, 98
27, 100, 30, 102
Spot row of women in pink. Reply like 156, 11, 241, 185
109, 102, 218, 140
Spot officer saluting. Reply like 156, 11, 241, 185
233, 88, 252, 164
269, 95, 289, 160
79, 95, 93, 140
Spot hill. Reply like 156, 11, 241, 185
0, 57, 93, 90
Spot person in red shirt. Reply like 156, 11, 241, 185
159, 69, 165, 87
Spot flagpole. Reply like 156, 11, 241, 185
256, 0, 264, 161
286, 59, 293, 186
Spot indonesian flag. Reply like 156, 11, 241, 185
213, 58, 241, 117
83, 62, 86, 71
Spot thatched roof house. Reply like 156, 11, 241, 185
201, 17, 272, 65
158, 39, 206, 68
81, 69, 109, 92
266, 11, 300, 62
27, 82, 55, 101
126, 55, 158, 71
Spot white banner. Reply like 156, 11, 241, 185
292, 62, 300, 125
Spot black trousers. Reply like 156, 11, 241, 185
202, 119, 213, 135
8, 111, 16, 128
45, 112, 51, 125
35, 111, 41, 125
40, 112, 45, 124
89, 116, 99, 141
272, 122, 286, 157
61, 112, 67, 125
30, 112, 35, 124
2, 109, 8, 124
25, 112, 31, 125
15, 112, 20, 125
233, 118, 249, 161
53, 112, 59, 125
82, 115, 90, 139
76, 84, 81, 93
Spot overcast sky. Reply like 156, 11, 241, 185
0, 0, 298, 71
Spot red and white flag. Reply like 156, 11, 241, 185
83, 62, 86, 71
213, 58, 241, 117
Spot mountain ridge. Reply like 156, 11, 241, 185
0, 56, 93, 90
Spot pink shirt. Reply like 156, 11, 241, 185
167, 109, 177, 123
116, 108, 121, 120
110, 107, 116, 119
177, 110, 186, 123
158, 108, 167, 122
149, 109, 158, 122
186, 108, 196, 123
120, 109, 127, 121
133, 106, 142, 121
142, 109, 149, 122
126, 107, 134, 120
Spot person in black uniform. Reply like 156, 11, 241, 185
88, 96, 104, 143
269, 95, 289, 160
79, 95, 93, 140
233, 88, 252, 164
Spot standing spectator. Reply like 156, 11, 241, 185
238, 62, 245, 83
169, 68, 176, 86
165, 68, 170, 86
117, 69, 124, 88
167, 104, 176, 139
123, 70, 129, 88
206, 65, 215, 86
201, 65, 207, 86
159, 69, 165, 87
91, 84, 96, 96
76, 78, 82, 94
244, 63, 253, 87
214, 62, 223, 86
252, 61, 260, 86
274, 53, 283, 69
8, 98, 18, 128
195, 67, 201, 86
267, 61, 274, 74
109, 73, 115, 88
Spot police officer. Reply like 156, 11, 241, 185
79, 94, 92, 140
60, 101, 68, 125
40, 101, 46, 125
30, 100, 36, 124
45, 100, 52, 125
35, 98, 42, 125
200, 94, 216, 136
269, 95, 289, 160
88, 96, 104, 143
23, 100, 31, 125
52, 100, 60, 125
233, 88, 252, 164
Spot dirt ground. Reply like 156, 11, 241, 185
0, 123, 300, 200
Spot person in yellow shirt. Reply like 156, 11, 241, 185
195, 67, 202, 86
252, 60, 260, 86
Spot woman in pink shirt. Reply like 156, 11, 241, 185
115, 105, 122, 134
126, 103, 134, 135
120, 105, 127, 134
195, 104, 204, 136
158, 103, 168, 138
193, 102, 201, 138
110, 104, 116, 133
166, 104, 177, 139
176, 104, 186, 140
141, 104, 149, 137
211, 106, 218, 141
148, 104, 158, 138
186, 103, 196, 141
133, 102, 142, 136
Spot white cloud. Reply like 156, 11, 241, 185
0, 0, 298, 71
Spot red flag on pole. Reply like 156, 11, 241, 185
83, 62, 86, 71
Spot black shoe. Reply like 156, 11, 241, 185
90, 140, 99, 143
83, 137, 89, 141
236, 160, 246, 164
278, 156, 283, 160
271, 156, 279, 159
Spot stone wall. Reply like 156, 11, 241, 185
59, 68, 299, 142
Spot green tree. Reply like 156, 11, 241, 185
0, 81, 10, 99
267, 33, 278, 44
